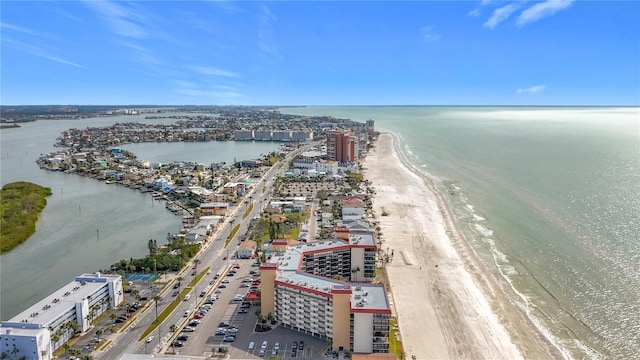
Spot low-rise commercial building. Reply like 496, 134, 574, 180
1, 273, 123, 360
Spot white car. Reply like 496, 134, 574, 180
261, 340, 268, 350
145, 335, 154, 343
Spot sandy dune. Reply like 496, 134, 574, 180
365, 132, 557, 360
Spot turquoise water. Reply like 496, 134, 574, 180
282, 106, 640, 359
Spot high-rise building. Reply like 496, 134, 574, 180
326, 130, 359, 164
260, 234, 390, 354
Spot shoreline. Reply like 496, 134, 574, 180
364, 131, 559, 359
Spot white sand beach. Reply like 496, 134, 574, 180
365, 132, 557, 360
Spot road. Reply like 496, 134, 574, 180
97, 142, 317, 360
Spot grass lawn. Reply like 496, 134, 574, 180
389, 317, 403, 358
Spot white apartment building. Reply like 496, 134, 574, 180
260, 234, 390, 354
234, 129, 253, 141
1, 273, 123, 360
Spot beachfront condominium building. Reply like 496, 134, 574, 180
326, 130, 359, 164
1, 273, 123, 360
260, 234, 390, 354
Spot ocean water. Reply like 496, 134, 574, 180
281, 106, 640, 359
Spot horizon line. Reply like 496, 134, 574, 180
1, 104, 639, 108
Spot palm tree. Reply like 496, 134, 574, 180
193, 258, 201, 270
10, 346, 20, 360
62, 343, 70, 360
51, 334, 60, 350
351, 266, 361, 282
176, 276, 184, 293
152, 295, 161, 323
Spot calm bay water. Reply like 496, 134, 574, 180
281, 106, 640, 359
0, 114, 280, 319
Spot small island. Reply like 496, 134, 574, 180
0, 181, 52, 253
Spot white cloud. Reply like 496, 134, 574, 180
207, 0, 243, 13
516, 0, 574, 27
84, 1, 149, 39
257, 4, 282, 60
420, 26, 441, 42
516, 85, 546, 95
483, 4, 519, 29
1, 21, 63, 41
117, 41, 163, 66
468, 8, 481, 17
189, 65, 240, 78
3, 38, 86, 68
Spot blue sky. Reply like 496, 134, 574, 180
1, 1, 638, 105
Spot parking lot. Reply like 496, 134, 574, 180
168, 260, 329, 359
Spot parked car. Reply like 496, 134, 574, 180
299, 340, 304, 350
248, 341, 256, 350
173, 282, 180, 289
274, 342, 280, 350
240, 283, 249, 288
172, 341, 184, 347
218, 321, 230, 327
223, 336, 235, 342
261, 340, 268, 349
176, 335, 188, 341
214, 329, 226, 336
182, 326, 195, 332
145, 336, 154, 343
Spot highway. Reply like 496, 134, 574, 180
97, 142, 317, 360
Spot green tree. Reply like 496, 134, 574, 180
62, 343, 70, 360
148, 239, 158, 256
152, 295, 161, 323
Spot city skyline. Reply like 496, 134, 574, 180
1, 1, 639, 106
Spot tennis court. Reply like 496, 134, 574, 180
126, 273, 159, 283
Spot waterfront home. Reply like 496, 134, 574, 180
199, 202, 229, 216
341, 197, 365, 220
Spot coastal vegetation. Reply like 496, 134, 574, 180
242, 201, 254, 219
109, 237, 200, 273
225, 224, 241, 247
0, 181, 52, 253
250, 211, 307, 245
